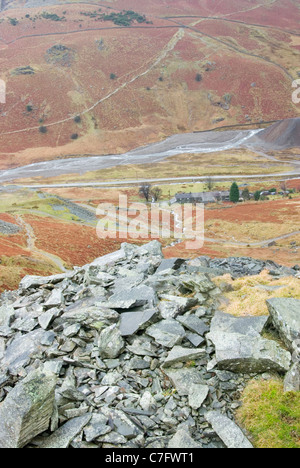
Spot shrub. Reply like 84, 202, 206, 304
71, 133, 78, 140
39, 126, 47, 134
74, 115, 81, 123
195, 73, 202, 82
26, 105, 33, 112
8, 18, 18, 26
110, 73, 117, 80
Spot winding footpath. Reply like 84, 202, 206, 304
13, 214, 68, 272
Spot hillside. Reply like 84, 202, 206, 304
0, 0, 299, 168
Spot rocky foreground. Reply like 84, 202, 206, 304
0, 241, 299, 449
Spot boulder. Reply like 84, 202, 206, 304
0, 369, 56, 448
207, 311, 291, 374
267, 298, 300, 350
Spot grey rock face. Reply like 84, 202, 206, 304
267, 298, 300, 350
0, 370, 56, 448
205, 411, 253, 448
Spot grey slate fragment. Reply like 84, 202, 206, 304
205, 411, 253, 448
267, 298, 300, 350
177, 314, 209, 336
119, 309, 158, 336
284, 363, 300, 392
107, 285, 157, 309
188, 383, 209, 409
83, 413, 111, 442
98, 324, 125, 358
146, 319, 185, 348
162, 346, 205, 367
207, 312, 291, 374
44, 289, 64, 309
168, 428, 202, 448
164, 367, 204, 396
35, 414, 92, 448
209, 311, 268, 337
156, 258, 185, 274
1, 329, 46, 374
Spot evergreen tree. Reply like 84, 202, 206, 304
254, 190, 261, 201
230, 182, 240, 203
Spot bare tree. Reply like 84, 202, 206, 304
206, 177, 215, 191
139, 183, 152, 202
280, 180, 288, 197
151, 187, 162, 202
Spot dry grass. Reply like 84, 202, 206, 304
214, 270, 300, 316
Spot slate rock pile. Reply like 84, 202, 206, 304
0, 220, 20, 236
0, 241, 299, 449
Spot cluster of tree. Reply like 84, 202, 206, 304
229, 182, 295, 203
8, 18, 19, 26
41, 12, 66, 22
139, 183, 162, 202
102, 10, 150, 27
